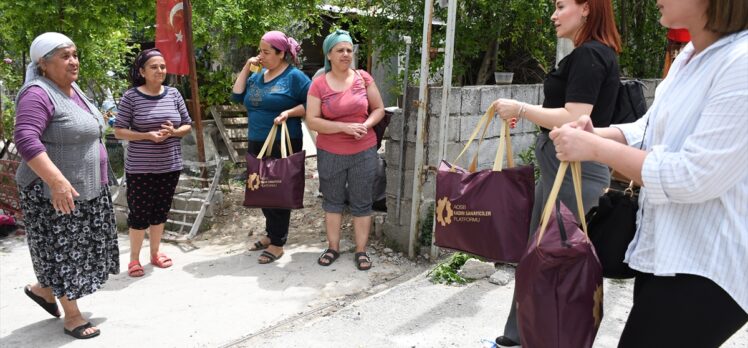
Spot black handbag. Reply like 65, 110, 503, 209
586, 116, 650, 279
585, 179, 639, 279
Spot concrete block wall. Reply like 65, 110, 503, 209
382, 79, 660, 252
383, 83, 544, 250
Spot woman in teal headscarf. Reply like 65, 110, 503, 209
306, 30, 385, 270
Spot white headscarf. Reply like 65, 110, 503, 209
25, 32, 75, 83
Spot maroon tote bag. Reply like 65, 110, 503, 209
515, 162, 604, 348
434, 108, 534, 263
243, 122, 305, 209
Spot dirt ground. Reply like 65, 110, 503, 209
189, 156, 427, 285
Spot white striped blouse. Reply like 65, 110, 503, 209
613, 30, 748, 312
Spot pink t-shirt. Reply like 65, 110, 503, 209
308, 69, 376, 155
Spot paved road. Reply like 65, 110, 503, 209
1, 233, 746, 347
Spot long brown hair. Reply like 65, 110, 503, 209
574, 0, 622, 53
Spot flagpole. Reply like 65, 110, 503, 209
183, 0, 206, 168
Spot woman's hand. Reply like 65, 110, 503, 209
147, 130, 169, 143
549, 121, 600, 162
342, 123, 368, 139
566, 114, 594, 133
491, 98, 522, 120
50, 179, 80, 214
245, 56, 261, 70
274, 111, 289, 125
160, 120, 176, 137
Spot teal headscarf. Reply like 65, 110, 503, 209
322, 29, 353, 72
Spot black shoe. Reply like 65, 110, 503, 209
495, 336, 520, 347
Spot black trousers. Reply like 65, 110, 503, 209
618, 273, 747, 348
247, 137, 303, 247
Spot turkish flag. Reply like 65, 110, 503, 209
156, 0, 190, 75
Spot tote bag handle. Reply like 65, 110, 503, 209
257, 121, 294, 159
536, 161, 588, 246
452, 105, 515, 172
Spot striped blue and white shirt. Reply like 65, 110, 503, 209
613, 30, 748, 312
115, 86, 192, 174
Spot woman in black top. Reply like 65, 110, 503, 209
492, 0, 621, 346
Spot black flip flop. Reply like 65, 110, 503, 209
248, 240, 269, 251
354, 252, 372, 271
64, 322, 100, 339
317, 248, 340, 266
24, 285, 61, 318
258, 250, 283, 264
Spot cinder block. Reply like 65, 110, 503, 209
428, 86, 462, 115
480, 86, 512, 112
396, 169, 438, 200
385, 109, 405, 142
384, 139, 402, 166
387, 157, 440, 202
386, 168, 414, 199
514, 117, 541, 134
509, 133, 538, 165
413, 113, 437, 144
404, 86, 420, 117
459, 114, 506, 142
461, 86, 483, 115
422, 170, 437, 201
382, 221, 410, 252
427, 115, 461, 144
511, 84, 540, 105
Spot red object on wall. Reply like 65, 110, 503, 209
156, 0, 190, 75
667, 28, 691, 43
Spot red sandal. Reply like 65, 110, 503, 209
128, 260, 144, 277
151, 252, 173, 268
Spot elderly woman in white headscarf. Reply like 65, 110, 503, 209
13, 32, 119, 339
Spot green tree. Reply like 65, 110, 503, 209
328, 0, 666, 88
613, 0, 667, 78
329, 0, 557, 87
187, 0, 322, 106
0, 1, 152, 105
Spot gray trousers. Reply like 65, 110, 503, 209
502, 132, 610, 342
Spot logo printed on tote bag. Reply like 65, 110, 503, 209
436, 197, 493, 226
436, 197, 454, 226
247, 173, 260, 191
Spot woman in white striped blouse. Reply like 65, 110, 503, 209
550, 0, 747, 346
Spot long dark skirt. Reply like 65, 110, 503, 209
19, 180, 120, 300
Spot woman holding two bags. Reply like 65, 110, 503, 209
306, 30, 385, 271
490, 0, 622, 346
551, 0, 748, 346
231, 30, 311, 264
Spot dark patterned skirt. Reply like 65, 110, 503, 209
19, 180, 120, 300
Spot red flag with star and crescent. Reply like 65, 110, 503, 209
156, 0, 189, 75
